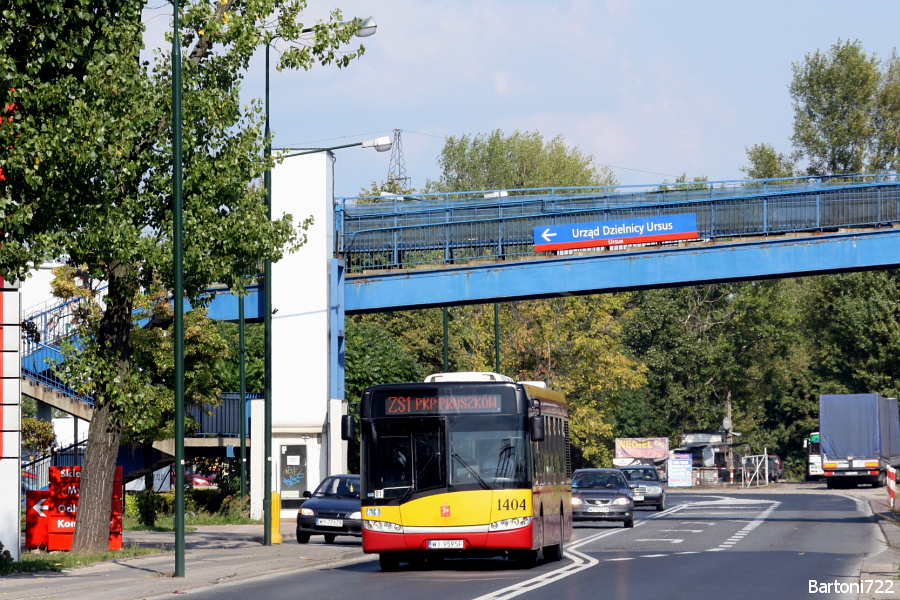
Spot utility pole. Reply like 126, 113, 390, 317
387, 129, 410, 188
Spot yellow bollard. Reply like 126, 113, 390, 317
271, 492, 283, 544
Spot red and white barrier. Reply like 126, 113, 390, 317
887, 466, 896, 509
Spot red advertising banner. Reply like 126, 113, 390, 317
614, 437, 669, 459
25, 466, 124, 551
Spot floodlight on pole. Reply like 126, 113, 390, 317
172, 0, 185, 578
262, 15, 377, 547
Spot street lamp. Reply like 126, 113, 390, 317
172, 0, 185, 578
263, 17, 378, 547
278, 136, 392, 158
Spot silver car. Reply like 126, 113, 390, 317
620, 465, 666, 511
571, 468, 635, 528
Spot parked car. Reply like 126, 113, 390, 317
620, 464, 666, 511
296, 474, 362, 543
767, 455, 785, 482
571, 468, 634, 528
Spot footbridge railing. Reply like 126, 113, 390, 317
337, 174, 900, 273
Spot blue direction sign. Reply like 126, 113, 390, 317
533, 214, 698, 252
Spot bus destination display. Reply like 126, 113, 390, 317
385, 394, 503, 415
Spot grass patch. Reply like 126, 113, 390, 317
123, 513, 260, 531
0, 545, 165, 575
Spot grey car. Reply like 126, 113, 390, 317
620, 465, 666, 511
571, 468, 634, 528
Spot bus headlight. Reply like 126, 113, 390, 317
364, 520, 404, 533
489, 517, 532, 531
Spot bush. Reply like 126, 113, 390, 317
218, 494, 250, 519
0, 540, 12, 564
136, 490, 160, 527
190, 489, 225, 514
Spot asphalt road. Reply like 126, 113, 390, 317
182, 490, 883, 600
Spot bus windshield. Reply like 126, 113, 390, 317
449, 415, 529, 490
361, 415, 530, 501
364, 418, 445, 500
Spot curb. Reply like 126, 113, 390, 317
858, 498, 900, 600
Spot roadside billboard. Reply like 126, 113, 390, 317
615, 437, 669, 460
667, 453, 693, 488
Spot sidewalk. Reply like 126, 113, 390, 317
859, 495, 900, 600
0, 520, 368, 600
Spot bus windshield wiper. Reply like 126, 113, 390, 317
452, 452, 491, 490
399, 452, 442, 504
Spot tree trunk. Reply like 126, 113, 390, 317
71, 272, 133, 554
143, 441, 154, 491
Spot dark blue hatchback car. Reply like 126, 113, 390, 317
296, 474, 362, 543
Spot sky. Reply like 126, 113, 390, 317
145, 1, 900, 198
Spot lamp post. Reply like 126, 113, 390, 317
262, 17, 378, 546
172, 0, 185, 578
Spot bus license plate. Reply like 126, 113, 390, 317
316, 518, 343, 527
428, 540, 464, 549
633, 495, 644, 501
587, 507, 609, 513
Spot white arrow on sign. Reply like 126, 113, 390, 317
32, 498, 48, 518
541, 229, 557, 242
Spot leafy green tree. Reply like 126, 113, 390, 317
741, 143, 796, 179
803, 271, 900, 398
621, 280, 810, 465
358, 175, 416, 200
426, 130, 615, 192
872, 51, 900, 172
214, 321, 265, 394
21, 417, 56, 456
0, 0, 368, 553
790, 39, 880, 175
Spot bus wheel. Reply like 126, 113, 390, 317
544, 512, 564, 562
379, 553, 400, 572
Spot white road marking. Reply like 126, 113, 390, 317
709, 500, 781, 551
470, 528, 622, 600
675, 551, 701, 555
659, 529, 703, 533
635, 539, 683, 544
471, 497, 778, 600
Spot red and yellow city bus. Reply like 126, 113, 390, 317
342, 372, 571, 571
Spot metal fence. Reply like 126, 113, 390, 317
337, 174, 900, 273
742, 453, 770, 488
186, 394, 258, 437
21, 440, 86, 491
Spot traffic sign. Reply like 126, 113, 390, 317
533, 214, 698, 252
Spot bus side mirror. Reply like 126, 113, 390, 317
341, 414, 355, 441
802, 439, 808, 449
530, 415, 545, 442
